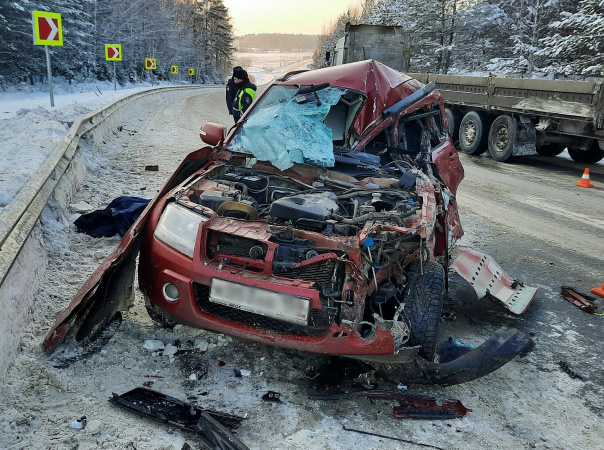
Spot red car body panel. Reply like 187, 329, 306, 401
44, 61, 465, 359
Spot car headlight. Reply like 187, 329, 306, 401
154, 203, 208, 258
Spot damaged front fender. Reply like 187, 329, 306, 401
43, 147, 217, 353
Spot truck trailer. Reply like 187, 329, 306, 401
326, 24, 604, 164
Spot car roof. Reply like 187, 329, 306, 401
279, 59, 424, 134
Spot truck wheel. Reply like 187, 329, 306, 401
568, 141, 604, 164
404, 261, 445, 361
145, 296, 176, 329
459, 111, 489, 155
445, 108, 461, 144
536, 143, 565, 157
488, 115, 517, 162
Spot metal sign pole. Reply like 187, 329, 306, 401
45, 45, 55, 107
113, 61, 117, 91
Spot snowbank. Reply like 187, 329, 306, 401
0, 82, 207, 214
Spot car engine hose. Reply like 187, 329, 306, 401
332, 210, 415, 225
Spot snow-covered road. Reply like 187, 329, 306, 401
1, 86, 602, 450
0, 82, 191, 212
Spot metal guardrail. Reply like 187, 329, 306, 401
0, 85, 210, 288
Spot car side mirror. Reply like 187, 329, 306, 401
199, 122, 226, 146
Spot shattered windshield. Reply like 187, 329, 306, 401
227, 85, 347, 170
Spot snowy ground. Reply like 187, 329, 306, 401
0, 79, 205, 212
1, 86, 603, 450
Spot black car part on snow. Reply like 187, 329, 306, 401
109, 388, 249, 450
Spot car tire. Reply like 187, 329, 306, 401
145, 296, 176, 329
459, 111, 490, 155
404, 261, 445, 362
568, 141, 604, 164
488, 115, 517, 162
445, 108, 462, 144
536, 143, 565, 157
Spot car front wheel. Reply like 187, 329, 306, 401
404, 261, 445, 361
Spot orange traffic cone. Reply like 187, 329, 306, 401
575, 168, 594, 188
592, 281, 604, 298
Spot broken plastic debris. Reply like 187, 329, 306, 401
189, 373, 197, 381
239, 369, 251, 377
262, 391, 282, 403
397, 384, 408, 390
228, 87, 346, 170
108, 388, 248, 449
143, 340, 165, 351
70, 416, 87, 429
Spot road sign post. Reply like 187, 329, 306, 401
188, 68, 196, 84
105, 44, 122, 91
44, 46, 54, 106
33, 11, 63, 107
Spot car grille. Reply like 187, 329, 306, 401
194, 283, 334, 336
278, 260, 340, 287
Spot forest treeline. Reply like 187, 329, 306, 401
0, 0, 234, 85
235, 33, 320, 52
315, 0, 604, 78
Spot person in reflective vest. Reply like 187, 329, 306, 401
225, 66, 242, 120
231, 67, 257, 123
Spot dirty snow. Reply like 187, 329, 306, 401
0, 85, 603, 449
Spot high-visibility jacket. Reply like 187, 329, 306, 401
236, 86, 256, 111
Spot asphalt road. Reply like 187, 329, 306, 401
2, 87, 603, 449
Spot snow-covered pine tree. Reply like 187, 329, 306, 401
0, 0, 234, 85
537, 0, 604, 76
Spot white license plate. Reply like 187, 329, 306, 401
209, 279, 310, 325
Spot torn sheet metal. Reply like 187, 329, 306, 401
228, 87, 345, 170
109, 388, 248, 450
310, 390, 471, 420
560, 286, 598, 313
450, 247, 537, 314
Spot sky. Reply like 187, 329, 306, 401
222, 0, 364, 35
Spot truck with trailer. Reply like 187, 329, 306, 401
325, 25, 604, 164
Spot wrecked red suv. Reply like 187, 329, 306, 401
45, 61, 536, 385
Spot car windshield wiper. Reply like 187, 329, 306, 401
295, 83, 331, 106
297, 83, 330, 95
